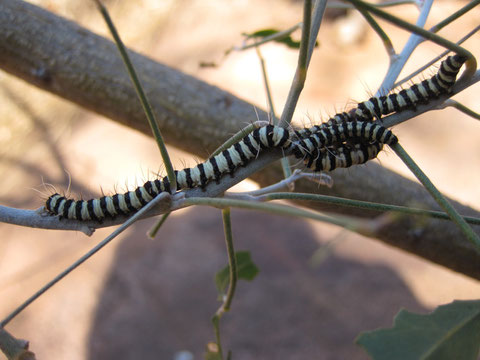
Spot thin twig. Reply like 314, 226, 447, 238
393, 26, 480, 88
261, 192, 480, 225
279, 0, 312, 126
305, 0, 327, 68
391, 143, 480, 247
346, 0, 476, 78
211, 208, 237, 360
226, 169, 332, 198
219, 208, 237, 313
147, 212, 171, 239
357, 8, 395, 59
255, 47, 276, 121
181, 197, 373, 234
367, 0, 434, 95
430, 0, 480, 33
446, 100, 480, 121
254, 46, 292, 180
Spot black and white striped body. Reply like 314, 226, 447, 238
354, 55, 466, 120
294, 112, 354, 140
294, 54, 466, 140
292, 121, 397, 161
46, 125, 290, 221
300, 142, 383, 172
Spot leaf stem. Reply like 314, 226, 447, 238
93, 0, 177, 191
147, 212, 171, 239
254, 46, 292, 180
211, 208, 237, 360
447, 100, 480, 121
430, 0, 480, 33
279, 0, 312, 126
357, 8, 395, 58
220, 208, 237, 312
183, 197, 364, 232
262, 192, 480, 225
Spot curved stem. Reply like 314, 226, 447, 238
447, 100, 480, 121
394, 26, 480, 88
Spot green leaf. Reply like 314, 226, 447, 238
247, 28, 316, 49
356, 300, 480, 360
250, 29, 279, 38
215, 251, 259, 295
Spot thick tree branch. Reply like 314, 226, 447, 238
0, 0, 479, 279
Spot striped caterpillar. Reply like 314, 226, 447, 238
45, 121, 395, 221
295, 54, 467, 140
354, 54, 467, 121
290, 54, 466, 170
46, 125, 289, 221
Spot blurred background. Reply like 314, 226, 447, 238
0, 0, 479, 359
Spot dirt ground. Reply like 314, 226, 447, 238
0, 0, 479, 359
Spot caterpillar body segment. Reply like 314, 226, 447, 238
341, 121, 397, 146
354, 55, 467, 120
300, 142, 383, 172
295, 112, 354, 140
291, 121, 396, 161
45, 125, 291, 221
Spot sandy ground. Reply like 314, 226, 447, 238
0, 0, 480, 359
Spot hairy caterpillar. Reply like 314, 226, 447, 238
295, 54, 467, 140
46, 125, 290, 221
45, 121, 397, 221
354, 55, 467, 120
